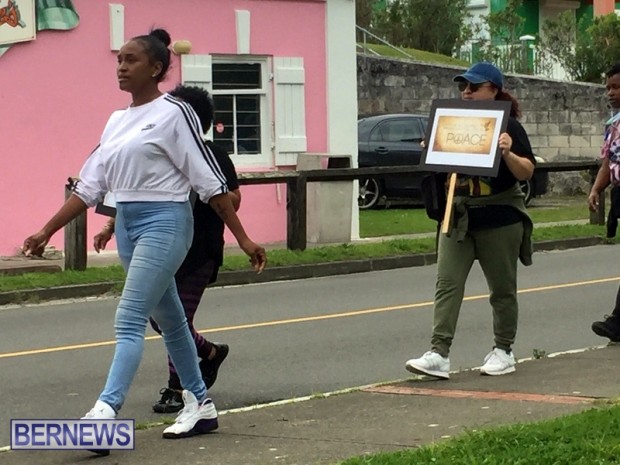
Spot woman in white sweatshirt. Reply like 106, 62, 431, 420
22, 28, 266, 448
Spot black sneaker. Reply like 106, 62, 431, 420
592, 315, 620, 342
152, 387, 184, 414
199, 343, 229, 389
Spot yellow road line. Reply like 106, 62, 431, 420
1, 276, 618, 360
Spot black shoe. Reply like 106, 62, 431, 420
152, 387, 184, 414
592, 315, 620, 342
200, 343, 229, 389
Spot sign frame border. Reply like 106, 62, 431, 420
420, 98, 512, 178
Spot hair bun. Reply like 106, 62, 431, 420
149, 28, 171, 47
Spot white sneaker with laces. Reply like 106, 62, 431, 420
81, 400, 116, 456
480, 348, 516, 376
82, 400, 116, 420
405, 351, 450, 379
162, 390, 218, 439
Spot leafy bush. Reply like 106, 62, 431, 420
539, 11, 620, 83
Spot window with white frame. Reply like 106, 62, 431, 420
210, 57, 271, 165
181, 54, 307, 167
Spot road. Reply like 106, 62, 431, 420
0, 244, 617, 446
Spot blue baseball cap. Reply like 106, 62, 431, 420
453, 62, 504, 89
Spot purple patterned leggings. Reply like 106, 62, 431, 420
150, 260, 217, 384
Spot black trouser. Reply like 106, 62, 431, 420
607, 186, 620, 238
610, 284, 620, 319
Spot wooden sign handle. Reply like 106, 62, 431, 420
441, 173, 457, 234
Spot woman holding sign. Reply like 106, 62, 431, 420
406, 62, 535, 379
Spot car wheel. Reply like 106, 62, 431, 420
358, 178, 381, 209
520, 180, 534, 207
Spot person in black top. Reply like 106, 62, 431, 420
94, 84, 240, 413
406, 62, 535, 380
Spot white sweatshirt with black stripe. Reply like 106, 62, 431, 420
74, 94, 228, 207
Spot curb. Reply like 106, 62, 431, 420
0, 237, 606, 306
0, 282, 121, 306
0, 263, 62, 276
533, 236, 604, 251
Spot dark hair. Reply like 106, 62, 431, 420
131, 28, 171, 82
169, 84, 214, 133
606, 63, 620, 79
495, 87, 521, 119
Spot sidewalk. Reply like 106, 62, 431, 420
2, 345, 618, 465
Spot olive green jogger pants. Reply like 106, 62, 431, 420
430, 221, 524, 357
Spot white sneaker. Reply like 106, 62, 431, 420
162, 390, 219, 439
405, 351, 450, 379
82, 399, 116, 419
81, 400, 116, 456
480, 348, 516, 376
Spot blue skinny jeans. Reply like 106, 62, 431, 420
98, 201, 207, 412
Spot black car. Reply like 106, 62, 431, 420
357, 114, 428, 209
357, 113, 548, 209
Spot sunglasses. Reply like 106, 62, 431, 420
457, 81, 492, 93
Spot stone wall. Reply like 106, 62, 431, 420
357, 55, 609, 195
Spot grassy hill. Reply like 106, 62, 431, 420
357, 42, 469, 67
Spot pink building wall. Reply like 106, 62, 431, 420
0, 0, 327, 256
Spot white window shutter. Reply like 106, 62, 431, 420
181, 54, 213, 138
181, 54, 213, 91
274, 57, 307, 166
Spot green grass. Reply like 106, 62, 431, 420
221, 238, 438, 271
533, 224, 602, 241
527, 202, 591, 224
340, 405, 620, 465
0, 239, 439, 293
358, 43, 469, 67
360, 208, 435, 236
360, 197, 592, 237
0, 224, 605, 293
0, 196, 607, 294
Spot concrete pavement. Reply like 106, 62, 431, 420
1, 344, 618, 465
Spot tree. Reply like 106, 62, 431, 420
470, 0, 530, 74
355, 0, 374, 31
372, 0, 471, 56
536, 10, 578, 78
539, 12, 620, 83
